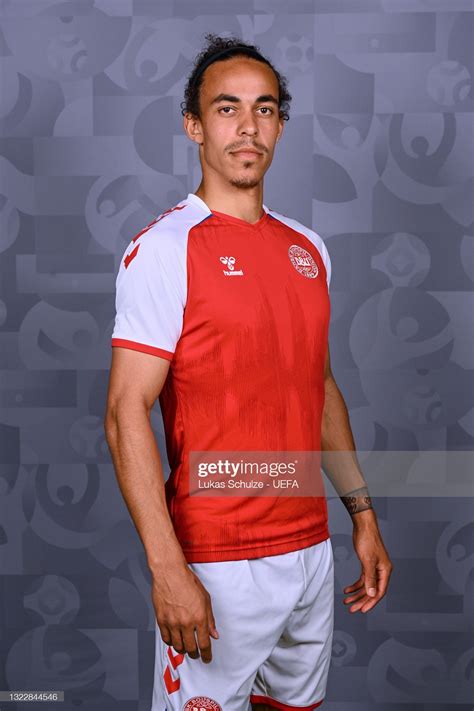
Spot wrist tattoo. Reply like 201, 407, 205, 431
340, 486, 373, 516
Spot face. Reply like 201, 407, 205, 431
184, 56, 284, 189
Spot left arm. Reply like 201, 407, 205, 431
321, 343, 374, 523
321, 344, 394, 613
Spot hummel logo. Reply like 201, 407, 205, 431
220, 256, 236, 270
220, 255, 244, 276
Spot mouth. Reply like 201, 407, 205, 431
230, 150, 262, 159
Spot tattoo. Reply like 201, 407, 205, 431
340, 486, 373, 516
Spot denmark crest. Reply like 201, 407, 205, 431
288, 244, 319, 279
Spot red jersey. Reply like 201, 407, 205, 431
111, 192, 332, 562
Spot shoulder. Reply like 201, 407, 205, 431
139, 195, 210, 250
265, 206, 332, 285
265, 207, 327, 255
118, 194, 211, 269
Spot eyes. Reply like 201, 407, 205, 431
218, 106, 274, 115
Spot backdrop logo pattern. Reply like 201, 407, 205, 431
0, 1, 472, 709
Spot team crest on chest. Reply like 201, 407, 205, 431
182, 696, 222, 711
288, 244, 319, 279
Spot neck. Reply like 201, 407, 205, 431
194, 183, 264, 224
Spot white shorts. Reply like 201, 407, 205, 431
152, 537, 334, 711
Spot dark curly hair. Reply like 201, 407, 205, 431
180, 32, 292, 122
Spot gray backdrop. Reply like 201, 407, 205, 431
0, 1, 473, 710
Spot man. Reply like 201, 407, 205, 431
105, 33, 393, 711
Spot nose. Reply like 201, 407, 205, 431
237, 107, 259, 136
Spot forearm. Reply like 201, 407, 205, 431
321, 376, 376, 526
105, 404, 188, 577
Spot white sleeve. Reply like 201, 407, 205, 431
306, 228, 331, 289
111, 228, 187, 361
319, 237, 331, 288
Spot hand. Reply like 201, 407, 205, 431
343, 520, 393, 614
152, 564, 219, 663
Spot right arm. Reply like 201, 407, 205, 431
104, 345, 218, 662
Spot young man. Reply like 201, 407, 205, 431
105, 34, 393, 711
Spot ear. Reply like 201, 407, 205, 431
276, 119, 284, 142
183, 113, 203, 145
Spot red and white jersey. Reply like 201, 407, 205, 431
111, 192, 332, 563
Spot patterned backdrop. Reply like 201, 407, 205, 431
0, 1, 472, 709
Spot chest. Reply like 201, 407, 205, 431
184, 227, 330, 338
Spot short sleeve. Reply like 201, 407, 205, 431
319, 238, 331, 288
111, 229, 187, 361
307, 228, 331, 289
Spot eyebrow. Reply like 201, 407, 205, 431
210, 93, 279, 106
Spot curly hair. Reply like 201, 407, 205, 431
180, 32, 292, 122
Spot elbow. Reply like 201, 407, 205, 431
104, 399, 128, 438
324, 371, 336, 388
104, 406, 119, 446
103, 397, 150, 432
